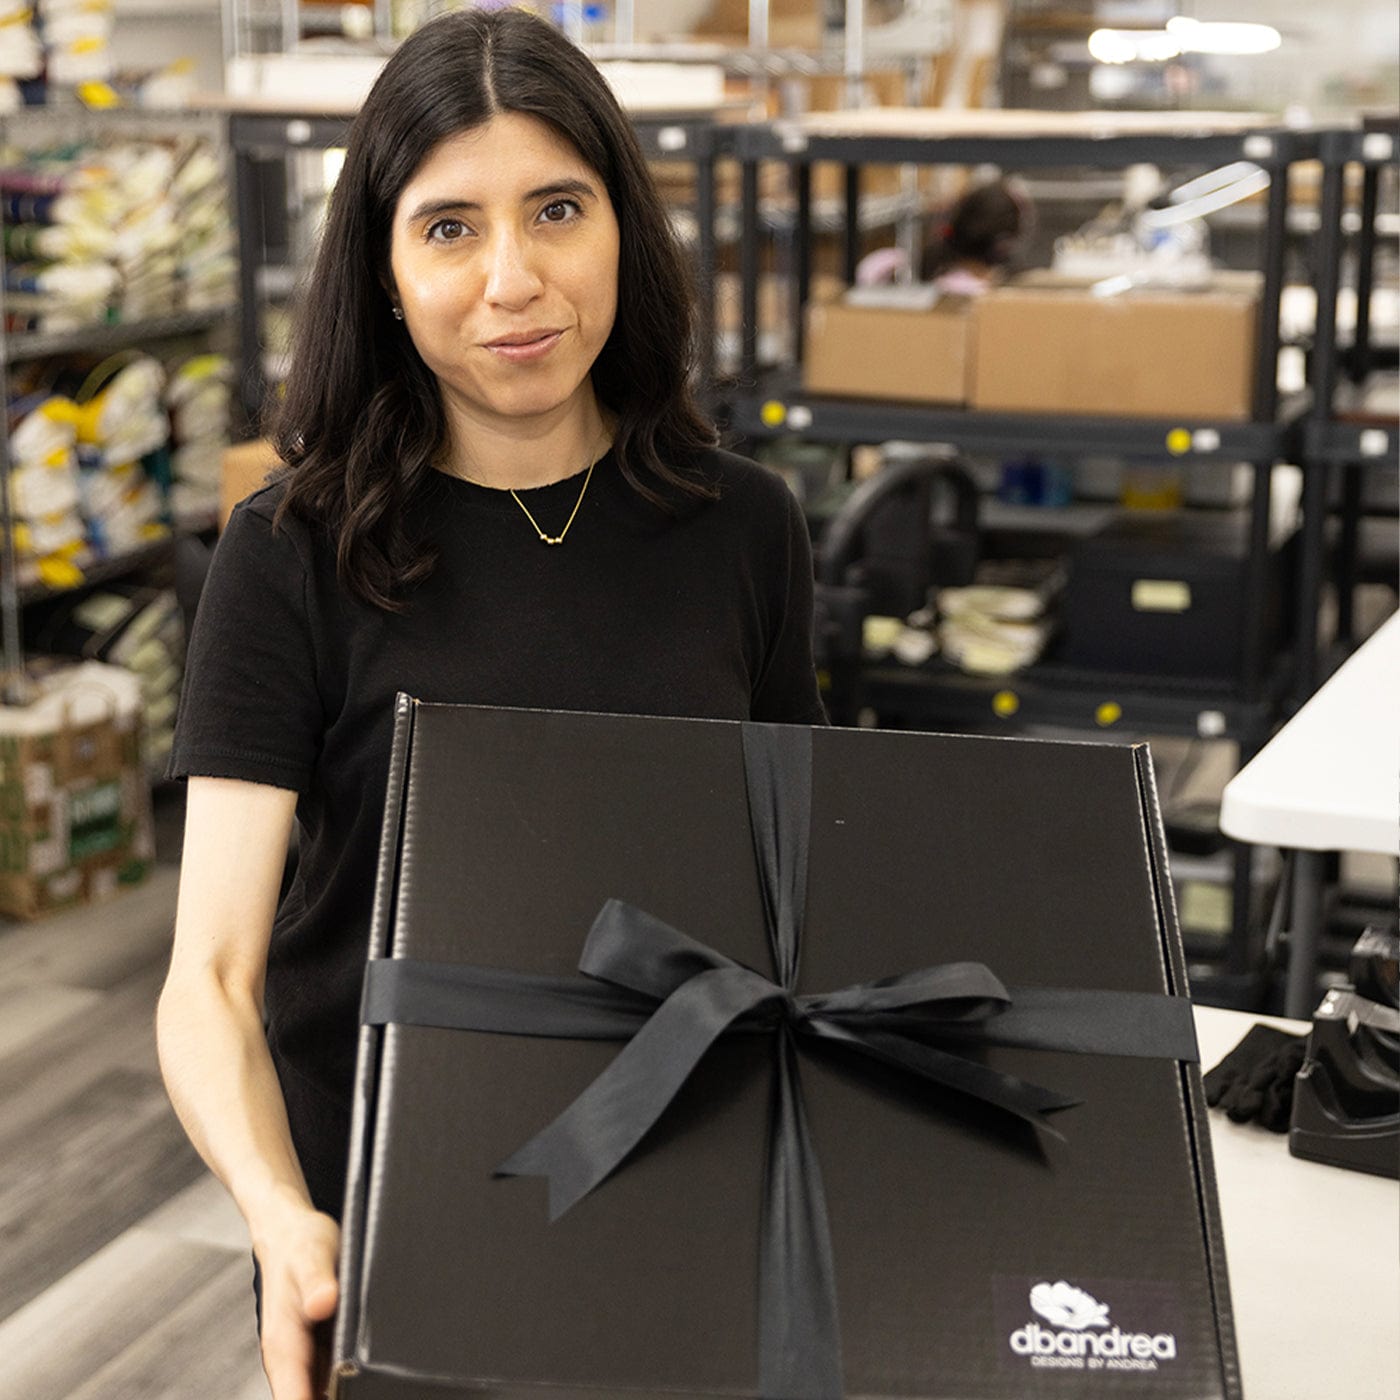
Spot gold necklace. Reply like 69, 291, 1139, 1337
510, 458, 595, 545
506, 434, 605, 545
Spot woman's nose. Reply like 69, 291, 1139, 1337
482, 230, 544, 308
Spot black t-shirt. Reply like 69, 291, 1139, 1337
170, 445, 826, 1217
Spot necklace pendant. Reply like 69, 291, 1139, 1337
542, 535, 563, 545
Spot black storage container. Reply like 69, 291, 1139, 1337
1060, 511, 1298, 682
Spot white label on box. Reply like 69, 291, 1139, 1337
23, 762, 53, 805
30, 830, 64, 877
30, 792, 66, 876
47, 868, 81, 901
845, 283, 943, 311
1180, 880, 1232, 935
1131, 579, 1192, 613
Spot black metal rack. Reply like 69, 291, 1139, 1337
718, 117, 1333, 995
1299, 119, 1399, 681
725, 118, 1318, 723
227, 109, 352, 430
0, 307, 235, 369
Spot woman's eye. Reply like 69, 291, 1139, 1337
540, 199, 580, 224
427, 218, 466, 242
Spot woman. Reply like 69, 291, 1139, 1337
156, 10, 824, 1400
920, 179, 1030, 292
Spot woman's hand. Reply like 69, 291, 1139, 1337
255, 1204, 341, 1400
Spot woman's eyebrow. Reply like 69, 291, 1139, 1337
521, 177, 598, 203
404, 178, 599, 225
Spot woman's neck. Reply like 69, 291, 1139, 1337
438, 392, 613, 490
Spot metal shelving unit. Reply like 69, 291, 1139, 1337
720, 115, 1328, 996
858, 656, 1289, 745
1, 307, 235, 367
0, 109, 234, 690
1299, 118, 1399, 677
729, 368, 1309, 462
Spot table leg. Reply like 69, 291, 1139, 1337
1285, 850, 1327, 1019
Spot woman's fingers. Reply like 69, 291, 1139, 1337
260, 1212, 342, 1399
261, 1290, 319, 1400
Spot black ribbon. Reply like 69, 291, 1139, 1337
362, 722, 1199, 1399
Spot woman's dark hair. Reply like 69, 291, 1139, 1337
921, 181, 1026, 280
272, 7, 717, 610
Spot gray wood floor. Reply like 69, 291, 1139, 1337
0, 792, 268, 1399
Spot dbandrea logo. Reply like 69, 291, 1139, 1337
1030, 1281, 1110, 1331
1008, 1280, 1178, 1374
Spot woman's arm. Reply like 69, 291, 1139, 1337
156, 775, 337, 1400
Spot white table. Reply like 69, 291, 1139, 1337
1221, 610, 1400, 1017
1195, 1005, 1399, 1400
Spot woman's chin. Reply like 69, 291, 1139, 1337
448, 379, 597, 429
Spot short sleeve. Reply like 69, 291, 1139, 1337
751, 484, 828, 726
168, 494, 325, 792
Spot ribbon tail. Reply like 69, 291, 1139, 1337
760, 1027, 843, 1400
810, 1021, 1080, 1139
497, 965, 777, 1221
992, 987, 1201, 1064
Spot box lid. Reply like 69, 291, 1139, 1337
1072, 511, 1298, 570
337, 704, 1238, 1399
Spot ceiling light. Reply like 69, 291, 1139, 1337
1166, 17, 1283, 56
1088, 28, 1183, 64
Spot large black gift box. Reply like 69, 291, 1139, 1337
332, 700, 1240, 1399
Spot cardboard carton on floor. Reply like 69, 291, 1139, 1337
333, 701, 1239, 1398
971, 276, 1260, 420
804, 286, 973, 404
0, 661, 154, 919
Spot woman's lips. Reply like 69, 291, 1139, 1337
484, 330, 563, 363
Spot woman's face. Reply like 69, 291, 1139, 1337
388, 112, 620, 435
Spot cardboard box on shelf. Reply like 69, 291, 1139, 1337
219, 438, 282, 528
971, 276, 1260, 420
333, 701, 1238, 1398
804, 286, 972, 404
692, 0, 823, 47
0, 660, 154, 919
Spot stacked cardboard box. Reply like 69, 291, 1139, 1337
801, 274, 1260, 419
0, 660, 153, 918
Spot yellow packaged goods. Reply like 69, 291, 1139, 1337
970, 280, 1259, 420
804, 287, 972, 405
0, 661, 154, 919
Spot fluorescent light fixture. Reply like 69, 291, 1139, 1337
1087, 30, 1141, 65
1087, 28, 1182, 64
1088, 18, 1282, 64
1166, 17, 1282, 56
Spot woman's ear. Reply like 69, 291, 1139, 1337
379, 274, 402, 319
